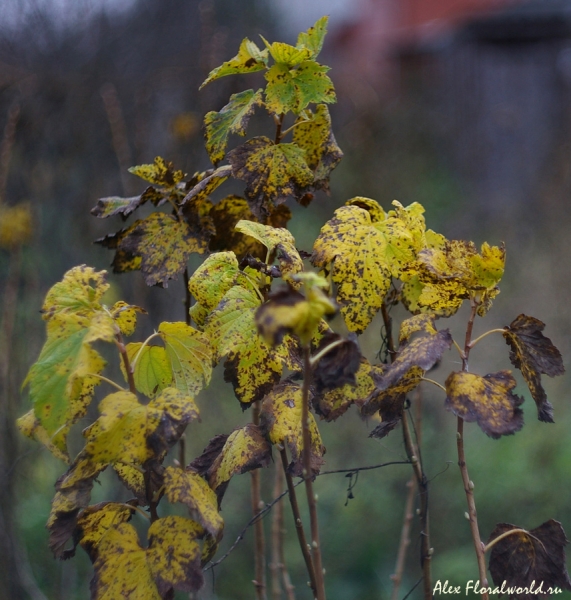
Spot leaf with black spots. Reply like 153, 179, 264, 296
293, 104, 343, 191
488, 520, 571, 598
445, 371, 524, 439
163, 466, 223, 540
398, 314, 438, 346
180, 165, 231, 208
109, 301, 146, 337
204, 89, 263, 165
128, 156, 185, 187
188, 434, 230, 476
207, 424, 271, 502
503, 314, 565, 423
313, 357, 375, 421
228, 137, 313, 216
200, 38, 268, 88
296, 16, 329, 59
91, 186, 164, 220
312, 331, 361, 392
260, 381, 325, 477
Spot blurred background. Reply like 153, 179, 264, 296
1, 0, 571, 598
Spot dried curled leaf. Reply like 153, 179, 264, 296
445, 371, 524, 439
503, 314, 565, 423
228, 137, 314, 216
164, 466, 224, 540
312, 331, 361, 393
200, 38, 268, 88
128, 156, 185, 187
207, 424, 272, 502
488, 520, 571, 598
91, 186, 164, 220
204, 89, 263, 165
180, 165, 232, 208
260, 381, 325, 476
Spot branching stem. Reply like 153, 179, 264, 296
115, 334, 136, 394
457, 297, 489, 598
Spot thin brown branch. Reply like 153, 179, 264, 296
279, 447, 317, 597
301, 345, 326, 600
270, 464, 284, 600
0, 100, 20, 205
184, 267, 192, 326
390, 476, 416, 600
457, 297, 489, 598
252, 401, 268, 600
115, 334, 136, 395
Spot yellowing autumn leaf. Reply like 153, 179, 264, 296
503, 314, 565, 422
0, 202, 33, 248
445, 371, 524, 438
312, 201, 421, 332
180, 165, 232, 208
91, 186, 165, 220
110, 301, 145, 336
228, 137, 314, 214
164, 466, 224, 539
296, 16, 329, 59
204, 89, 263, 165
398, 314, 438, 345
260, 381, 324, 476
200, 38, 268, 88
128, 156, 184, 187
206, 285, 294, 405
16, 409, 69, 463
207, 424, 272, 500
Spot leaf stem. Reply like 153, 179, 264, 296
309, 338, 345, 366
302, 344, 326, 600
84, 373, 125, 392
184, 267, 192, 326
468, 328, 506, 350
420, 377, 446, 393
279, 446, 317, 596
252, 401, 268, 600
130, 331, 161, 371
116, 333, 137, 394
483, 528, 534, 554
457, 297, 489, 598
274, 113, 285, 145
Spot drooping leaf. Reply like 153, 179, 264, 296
312, 331, 362, 392
164, 466, 224, 540
260, 381, 325, 476
204, 89, 263, 165
158, 322, 212, 396
83, 388, 199, 467
105, 212, 211, 287
372, 329, 452, 391
503, 314, 565, 423
207, 424, 272, 501
206, 285, 295, 405
128, 156, 185, 187
296, 15, 329, 59
313, 357, 375, 421
110, 301, 146, 337
445, 371, 524, 439
0, 202, 33, 248
200, 38, 268, 88
16, 410, 69, 463
90, 186, 164, 220
264, 60, 335, 115
256, 283, 336, 347
180, 165, 232, 208
76, 501, 135, 561
228, 137, 314, 215
91, 523, 160, 600
312, 202, 420, 333
123, 343, 172, 398
398, 314, 438, 345
146, 516, 205, 595
488, 520, 571, 598
292, 104, 343, 191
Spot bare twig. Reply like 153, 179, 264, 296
270, 464, 284, 600
0, 100, 20, 205
115, 334, 136, 395
457, 297, 489, 598
252, 401, 268, 600
390, 476, 416, 600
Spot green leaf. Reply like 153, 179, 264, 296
445, 371, 524, 438
260, 381, 324, 476
296, 16, 329, 58
128, 156, 185, 187
292, 104, 343, 191
503, 314, 565, 422
158, 322, 212, 396
200, 38, 268, 88
108, 213, 211, 287
123, 343, 172, 398
204, 89, 263, 165
262, 38, 313, 66
264, 60, 335, 115
228, 137, 313, 214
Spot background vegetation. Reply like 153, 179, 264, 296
1, 1, 571, 598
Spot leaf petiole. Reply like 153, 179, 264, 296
85, 373, 126, 392
130, 331, 162, 371
420, 377, 446, 393
468, 328, 506, 350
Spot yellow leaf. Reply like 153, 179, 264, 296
16, 409, 69, 463
445, 371, 524, 438
260, 381, 324, 476
128, 156, 185, 187
0, 202, 33, 248
110, 301, 146, 336
208, 424, 271, 498
398, 314, 438, 345
164, 467, 224, 539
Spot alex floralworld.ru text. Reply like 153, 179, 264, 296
433, 580, 563, 596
